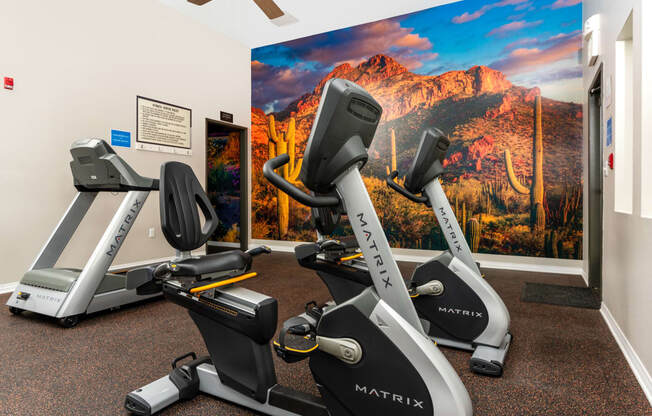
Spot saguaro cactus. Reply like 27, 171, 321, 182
461, 202, 467, 235
267, 115, 302, 239
466, 218, 481, 252
573, 239, 582, 260
386, 128, 398, 175
503, 94, 545, 230
545, 230, 559, 258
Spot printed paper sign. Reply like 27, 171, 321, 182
137, 96, 191, 149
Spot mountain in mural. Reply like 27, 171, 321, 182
254, 53, 581, 182
251, 54, 583, 258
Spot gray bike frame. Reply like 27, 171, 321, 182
424, 178, 510, 348
335, 165, 424, 332
423, 179, 481, 276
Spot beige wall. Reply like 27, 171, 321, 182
0, 0, 251, 286
583, 0, 652, 381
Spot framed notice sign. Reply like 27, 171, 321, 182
136, 96, 191, 149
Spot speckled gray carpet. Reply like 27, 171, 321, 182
0, 252, 650, 415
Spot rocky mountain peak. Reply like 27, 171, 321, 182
466, 65, 512, 94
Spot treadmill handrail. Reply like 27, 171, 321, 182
263, 154, 340, 207
75, 179, 159, 192
386, 171, 429, 205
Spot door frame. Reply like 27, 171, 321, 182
587, 64, 603, 297
205, 118, 249, 252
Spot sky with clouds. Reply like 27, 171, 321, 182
252, 0, 583, 113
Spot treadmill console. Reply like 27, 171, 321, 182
70, 139, 158, 192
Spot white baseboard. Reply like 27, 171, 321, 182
251, 239, 584, 276
208, 241, 240, 248
580, 269, 589, 286
601, 303, 652, 407
0, 253, 207, 295
477, 259, 583, 276
107, 256, 174, 272
0, 282, 17, 295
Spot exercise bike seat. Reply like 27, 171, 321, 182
173, 251, 252, 277
157, 161, 254, 279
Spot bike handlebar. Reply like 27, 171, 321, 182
385, 170, 429, 205
263, 154, 340, 207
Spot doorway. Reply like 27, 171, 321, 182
205, 118, 248, 252
587, 66, 603, 299
521, 68, 603, 309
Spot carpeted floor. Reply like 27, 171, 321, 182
0, 252, 650, 416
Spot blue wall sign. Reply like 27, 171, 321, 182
606, 118, 612, 147
111, 129, 131, 148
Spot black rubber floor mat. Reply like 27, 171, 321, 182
522, 283, 601, 309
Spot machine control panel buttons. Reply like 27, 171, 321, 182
16, 292, 30, 300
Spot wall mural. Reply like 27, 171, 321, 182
207, 131, 241, 243
251, 0, 583, 259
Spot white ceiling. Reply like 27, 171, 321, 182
158, 0, 459, 49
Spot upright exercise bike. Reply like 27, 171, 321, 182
385, 128, 512, 376
124, 78, 472, 416
296, 129, 511, 376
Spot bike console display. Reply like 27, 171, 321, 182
300, 78, 382, 193
263, 78, 382, 206
404, 128, 450, 194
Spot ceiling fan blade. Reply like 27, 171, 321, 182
252, 0, 285, 19
187, 0, 212, 5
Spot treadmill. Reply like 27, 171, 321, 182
7, 139, 162, 327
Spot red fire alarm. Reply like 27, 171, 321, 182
4, 77, 14, 90
608, 153, 614, 169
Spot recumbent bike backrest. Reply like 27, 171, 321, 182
159, 161, 218, 252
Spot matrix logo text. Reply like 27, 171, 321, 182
356, 212, 392, 289
106, 200, 142, 257
438, 207, 463, 253
355, 384, 425, 409
438, 306, 483, 318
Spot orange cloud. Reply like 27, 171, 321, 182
490, 32, 581, 74
395, 33, 432, 50
453, 9, 487, 24
452, 0, 529, 24
487, 20, 543, 37
550, 0, 581, 9
294, 20, 433, 66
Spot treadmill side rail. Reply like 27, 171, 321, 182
56, 190, 150, 318
6, 284, 67, 316
30, 192, 97, 271
86, 288, 160, 314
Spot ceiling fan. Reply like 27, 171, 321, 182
187, 0, 295, 25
